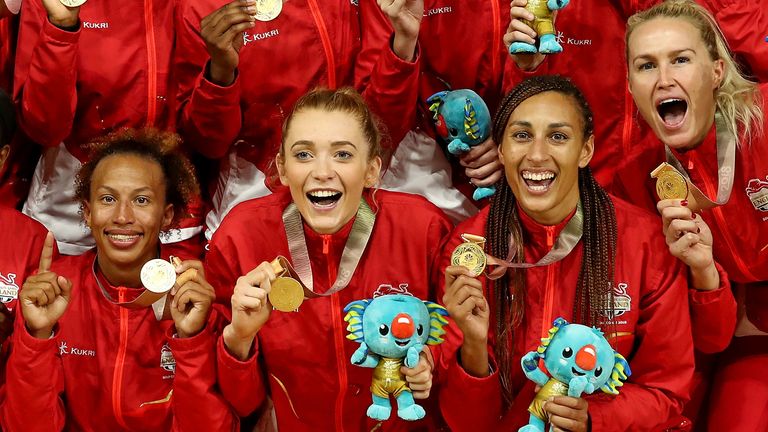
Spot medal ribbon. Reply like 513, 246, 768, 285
92, 257, 171, 320
281, 199, 376, 297
663, 111, 736, 210
484, 201, 584, 280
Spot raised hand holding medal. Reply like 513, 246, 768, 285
40, 0, 82, 29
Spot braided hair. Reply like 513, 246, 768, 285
486, 76, 617, 406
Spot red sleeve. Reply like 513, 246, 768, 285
13, 1, 80, 148
587, 260, 695, 431
1, 324, 66, 432
175, 1, 242, 159
356, 0, 420, 148
215, 333, 266, 417
700, 0, 768, 82
170, 309, 238, 431
688, 262, 736, 354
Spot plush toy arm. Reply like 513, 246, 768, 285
447, 139, 471, 155
521, 351, 549, 386
351, 342, 380, 368
404, 345, 422, 368
567, 376, 589, 397
547, 0, 570, 10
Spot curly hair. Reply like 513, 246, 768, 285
74, 128, 199, 228
487, 76, 616, 407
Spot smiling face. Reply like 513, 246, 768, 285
277, 108, 382, 234
628, 17, 724, 150
498, 91, 594, 225
83, 154, 173, 286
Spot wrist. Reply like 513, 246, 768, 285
460, 338, 490, 377
689, 261, 719, 291
49, 16, 79, 31
223, 324, 255, 361
207, 61, 236, 87
27, 324, 54, 340
176, 324, 204, 339
392, 32, 417, 62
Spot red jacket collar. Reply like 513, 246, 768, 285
517, 205, 577, 262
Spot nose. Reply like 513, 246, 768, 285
526, 136, 549, 163
657, 64, 674, 88
391, 313, 415, 339
114, 201, 134, 224
312, 155, 336, 180
575, 344, 597, 371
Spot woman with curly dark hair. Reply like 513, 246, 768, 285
1, 128, 236, 431
437, 75, 698, 431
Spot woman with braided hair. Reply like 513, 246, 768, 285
436, 75, 697, 431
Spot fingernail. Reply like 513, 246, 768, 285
681, 200, 688, 206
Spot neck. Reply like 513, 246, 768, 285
523, 188, 580, 226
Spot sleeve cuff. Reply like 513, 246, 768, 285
689, 262, 731, 305
16, 324, 59, 352
217, 332, 259, 372
42, 18, 81, 44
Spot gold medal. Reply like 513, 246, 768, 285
451, 234, 487, 275
651, 163, 689, 201
254, 0, 282, 22
269, 277, 304, 312
59, 0, 87, 7
141, 259, 176, 294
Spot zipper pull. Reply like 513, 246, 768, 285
322, 235, 330, 255
546, 227, 555, 248
687, 158, 694, 171
118, 287, 126, 303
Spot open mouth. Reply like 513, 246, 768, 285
656, 98, 688, 128
521, 170, 556, 193
306, 190, 342, 209
571, 367, 586, 377
395, 340, 410, 347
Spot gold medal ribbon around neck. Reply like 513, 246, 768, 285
450, 202, 584, 280
650, 111, 736, 210
268, 199, 376, 312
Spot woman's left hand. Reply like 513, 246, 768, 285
378, 0, 423, 61
170, 260, 216, 338
460, 138, 504, 188
544, 396, 589, 432
401, 347, 434, 399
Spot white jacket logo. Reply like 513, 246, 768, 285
58, 341, 96, 357
160, 343, 176, 373
0, 272, 19, 304
555, 31, 592, 46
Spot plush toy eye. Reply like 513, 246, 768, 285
417, 324, 424, 336
594, 367, 603, 377
449, 127, 459, 136
379, 324, 389, 336
562, 347, 573, 358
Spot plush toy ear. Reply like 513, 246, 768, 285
464, 98, 480, 140
537, 317, 569, 357
600, 352, 632, 395
426, 91, 449, 120
424, 301, 449, 345
343, 299, 371, 344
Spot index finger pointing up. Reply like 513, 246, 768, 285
38, 232, 55, 273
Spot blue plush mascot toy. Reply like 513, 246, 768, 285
343, 285, 449, 421
426, 89, 495, 201
519, 317, 631, 432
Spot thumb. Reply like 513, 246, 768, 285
58, 275, 73, 300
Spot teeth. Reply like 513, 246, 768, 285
308, 190, 340, 198
522, 171, 555, 181
659, 98, 683, 106
108, 234, 138, 241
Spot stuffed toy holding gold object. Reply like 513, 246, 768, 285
343, 285, 449, 421
509, 0, 570, 55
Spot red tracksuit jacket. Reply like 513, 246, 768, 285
205, 189, 452, 431
435, 197, 699, 431
502, 0, 768, 190
0, 207, 48, 407
0, 250, 236, 432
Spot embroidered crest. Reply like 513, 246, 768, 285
160, 342, 176, 373
0, 272, 19, 304
746, 176, 768, 212
373, 283, 412, 298
603, 283, 632, 320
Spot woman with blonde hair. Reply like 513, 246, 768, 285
625, 1, 767, 429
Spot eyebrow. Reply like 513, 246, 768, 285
96, 185, 154, 195
633, 48, 696, 61
509, 120, 573, 129
290, 140, 358, 150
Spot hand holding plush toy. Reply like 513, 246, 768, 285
519, 317, 631, 432
509, 0, 570, 55
344, 286, 449, 421
427, 89, 495, 200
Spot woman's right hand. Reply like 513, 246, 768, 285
503, 0, 546, 71
443, 265, 489, 344
21, 233, 72, 339
224, 261, 276, 360
200, 0, 257, 86
42, 0, 81, 29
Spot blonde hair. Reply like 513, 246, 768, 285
626, 0, 764, 144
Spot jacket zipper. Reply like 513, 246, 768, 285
541, 227, 556, 339
144, 0, 158, 126
490, 0, 501, 81
690, 153, 757, 280
307, 0, 337, 89
112, 288, 130, 429
324, 236, 348, 431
